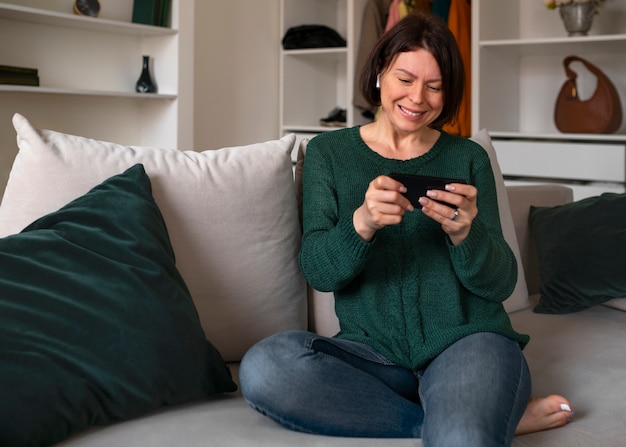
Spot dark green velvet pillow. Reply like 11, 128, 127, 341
0, 164, 236, 446
529, 192, 626, 314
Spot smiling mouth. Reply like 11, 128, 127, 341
399, 105, 424, 117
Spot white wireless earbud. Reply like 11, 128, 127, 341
376, 74, 381, 89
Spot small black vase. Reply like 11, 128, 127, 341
135, 55, 157, 93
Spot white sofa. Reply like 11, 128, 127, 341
1, 114, 624, 447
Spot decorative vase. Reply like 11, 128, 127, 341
559, 2, 596, 37
135, 55, 157, 93
73, 0, 101, 17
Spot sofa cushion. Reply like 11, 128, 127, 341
604, 298, 626, 312
0, 164, 236, 446
505, 184, 574, 298
470, 129, 529, 313
529, 192, 626, 314
0, 113, 307, 362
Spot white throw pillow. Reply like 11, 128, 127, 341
0, 113, 307, 362
471, 129, 530, 313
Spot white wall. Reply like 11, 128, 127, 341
193, 1, 280, 150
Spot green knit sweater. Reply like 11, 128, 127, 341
299, 126, 529, 370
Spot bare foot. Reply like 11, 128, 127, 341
515, 395, 574, 436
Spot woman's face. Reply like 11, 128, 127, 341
378, 48, 444, 134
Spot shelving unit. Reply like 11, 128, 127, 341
0, 0, 190, 157
0, 3, 177, 99
279, 0, 368, 146
472, 0, 626, 199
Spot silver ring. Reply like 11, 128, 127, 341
450, 209, 459, 221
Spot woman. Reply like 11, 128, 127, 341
240, 12, 572, 446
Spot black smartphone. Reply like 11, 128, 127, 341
388, 173, 466, 209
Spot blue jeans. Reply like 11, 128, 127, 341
239, 330, 531, 447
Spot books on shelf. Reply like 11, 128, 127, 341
132, 0, 170, 27
0, 65, 39, 87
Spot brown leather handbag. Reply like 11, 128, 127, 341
554, 55, 622, 134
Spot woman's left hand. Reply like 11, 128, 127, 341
418, 183, 478, 245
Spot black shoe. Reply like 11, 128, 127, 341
320, 107, 346, 127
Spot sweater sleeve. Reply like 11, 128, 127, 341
298, 138, 373, 292
448, 155, 518, 302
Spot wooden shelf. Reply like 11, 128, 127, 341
0, 2, 176, 35
282, 124, 339, 134
480, 34, 626, 56
282, 47, 348, 59
0, 84, 176, 99
489, 131, 626, 144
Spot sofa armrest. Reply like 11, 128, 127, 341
506, 184, 574, 296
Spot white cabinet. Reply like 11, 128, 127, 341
0, 0, 191, 152
279, 0, 368, 143
472, 0, 626, 200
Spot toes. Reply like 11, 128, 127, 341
547, 394, 575, 415
515, 395, 575, 436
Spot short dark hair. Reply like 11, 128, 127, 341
359, 12, 465, 130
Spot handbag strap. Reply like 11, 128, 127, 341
563, 55, 611, 82
562, 55, 610, 99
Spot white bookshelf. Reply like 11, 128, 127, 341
279, 0, 368, 142
472, 0, 626, 199
0, 1, 189, 150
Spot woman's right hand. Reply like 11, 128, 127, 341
352, 175, 414, 242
